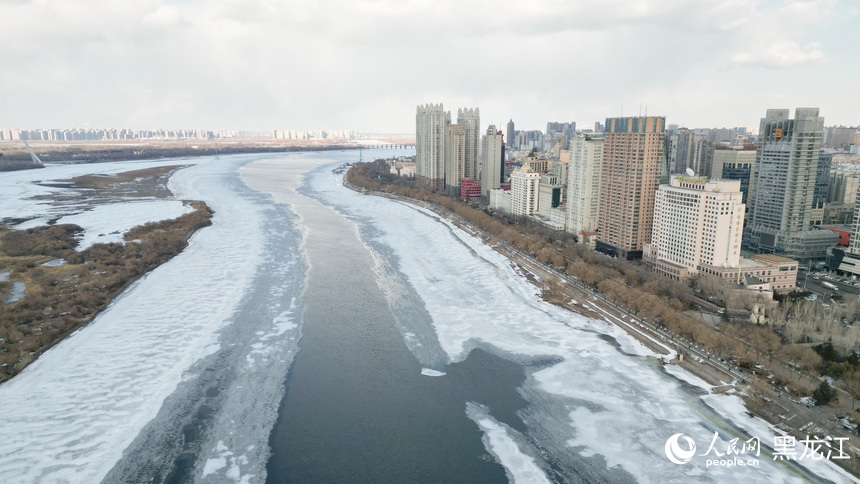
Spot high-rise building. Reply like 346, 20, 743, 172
416, 103, 450, 191
510, 165, 541, 216
692, 138, 714, 177
815, 153, 832, 209
597, 116, 667, 260
458, 108, 481, 179
746, 108, 825, 254
711, 146, 756, 205
506, 119, 515, 149
646, 176, 744, 280
444, 124, 466, 197
567, 133, 604, 240
673, 129, 696, 174
481, 125, 505, 197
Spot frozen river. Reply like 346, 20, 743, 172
0, 151, 854, 483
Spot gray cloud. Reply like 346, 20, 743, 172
0, 0, 857, 132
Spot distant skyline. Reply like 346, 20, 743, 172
1, 0, 858, 133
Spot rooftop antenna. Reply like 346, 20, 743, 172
22, 140, 43, 165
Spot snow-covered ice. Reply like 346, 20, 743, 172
0, 156, 273, 483
466, 402, 551, 484
57, 200, 192, 249
420, 368, 446, 377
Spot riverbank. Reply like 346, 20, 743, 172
0, 165, 213, 382
343, 176, 860, 480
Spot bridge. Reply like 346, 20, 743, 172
358, 144, 415, 150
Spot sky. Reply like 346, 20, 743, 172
1, 0, 858, 134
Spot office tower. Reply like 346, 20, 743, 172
815, 153, 832, 209
594, 121, 605, 133
711, 147, 756, 204
746, 108, 825, 253
597, 116, 667, 260
506, 119, 515, 149
567, 133, 604, 240
416, 103, 450, 191
458, 108, 481, 179
648, 176, 744, 279
692, 138, 714, 178
481, 125, 505, 197
673, 129, 696, 174
444, 124, 466, 197
510, 166, 541, 216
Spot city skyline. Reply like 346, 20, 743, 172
1, 0, 858, 132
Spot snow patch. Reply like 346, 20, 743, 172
466, 402, 551, 484
57, 200, 193, 250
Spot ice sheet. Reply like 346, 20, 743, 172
0, 156, 268, 483
466, 402, 551, 484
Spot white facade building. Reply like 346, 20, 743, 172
566, 133, 604, 240
647, 176, 744, 279
510, 166, 541, 217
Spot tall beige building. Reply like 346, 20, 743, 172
457, 108, 481, 179
444, 124, 466, 197
646, 176, 744, 280
597, 116, 667, 259
481, 125, 505, 197
415, 103, 450, 191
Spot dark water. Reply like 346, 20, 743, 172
265, 170, 531, 483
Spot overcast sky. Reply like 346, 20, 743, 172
1, 0, 858, 134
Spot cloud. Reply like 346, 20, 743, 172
0, 0, 856, 131
730, 41, 827, 68
142, 4, 185, 27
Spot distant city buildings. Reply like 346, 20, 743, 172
0, 127, 243, 141
824, 126, 860, 150
403, 101, 859, 289
272, 129, 358, 140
